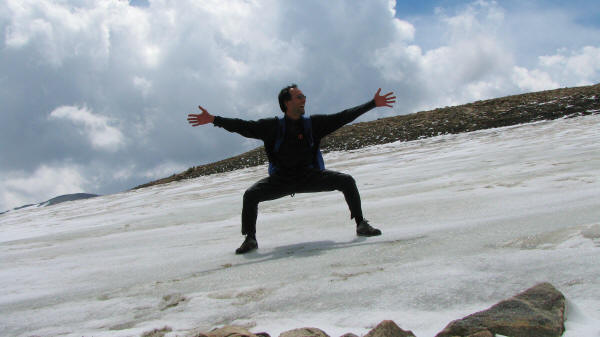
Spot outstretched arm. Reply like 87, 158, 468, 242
189, 105, 273, 140
187, 106, 215, 126
311, 88, 396, 138
373, 88, 396, 108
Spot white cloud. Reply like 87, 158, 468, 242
4, 0, 110, 67
393, 18, 416, 41
1, 164, 87, 210
2, 0, 161, 68
375, 1, 600, 107
375, 3, 514, 106
511, 46, 600, 92
442, 0, 505, 40
141, 161, 189, 180
133, 76, 152, 96
512, 66, 559, 92
49, 105, 125, 152
538, 46, 600, 86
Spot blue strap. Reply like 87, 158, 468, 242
303, 117, 325, 171
268, 117, 285, 175
273, 116, 285, 152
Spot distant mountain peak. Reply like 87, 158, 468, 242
1, 193, 99, 215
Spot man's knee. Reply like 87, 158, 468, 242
243, 187, 259, 204
335, 172, 357, 190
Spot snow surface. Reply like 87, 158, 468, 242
1, 114, 599, 337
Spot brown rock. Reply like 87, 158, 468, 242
364, 320, 416, 337
436, 282, 565, 337
207, 326, 259, 337
339, 334, 359, 337
188, 332, 209, 337
141, 326, 173, 337
279, 327, 330, 337
466, 331, 493, 337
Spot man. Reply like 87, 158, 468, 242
188, 85, 395, 254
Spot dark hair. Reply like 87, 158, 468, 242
278, 84, 298, 112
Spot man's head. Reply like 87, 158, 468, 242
278, 84, 306, 120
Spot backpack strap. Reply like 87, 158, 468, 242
273, 116, 286, 152
302, 117, 325, 171
268, 117, 286, 175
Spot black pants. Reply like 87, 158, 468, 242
241, 169, 364, 236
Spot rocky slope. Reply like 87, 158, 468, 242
134, 84, 599, 190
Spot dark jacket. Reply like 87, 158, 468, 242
213, 99, 376, 175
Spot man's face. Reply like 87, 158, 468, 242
285, 88, 306, 120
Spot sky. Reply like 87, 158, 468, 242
1, 0, 600, 211
2, 113, 599, 336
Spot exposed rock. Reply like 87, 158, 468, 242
279, 327, 330, 337
435, 282, 565, 337
339, 333, 359, 337
466, 331, 493, 337
206, 326, 260, 337
140, 326, 172, 337
158, 292, 186, 310
364, 320, 415, 337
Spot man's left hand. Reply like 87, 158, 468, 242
374, 88, 396, 108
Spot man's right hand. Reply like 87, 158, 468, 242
187, 106, 215, 126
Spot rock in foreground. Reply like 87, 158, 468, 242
435, 282, 565, 337
364, 320, 415, 337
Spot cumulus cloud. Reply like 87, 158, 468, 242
1, 165, 88, 210
537, 46, 600, 86
375, 1, 600, 108
374, 1, 516, 107
49, 105, 125, 152
510, 45, 600, 92
141, 161, 189, 180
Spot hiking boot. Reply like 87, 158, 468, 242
356, 220, 382, 237
235, 236, 258, 254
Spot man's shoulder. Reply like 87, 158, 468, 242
306, 113, 329, 123
257, 116, 279, 125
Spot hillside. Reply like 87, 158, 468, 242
134, 84, 600, 189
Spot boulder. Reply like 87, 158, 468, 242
279, 327, 330, 337
206, 326, 260, 337
435, 282, 565, 337
364, 320, 415, 337
159, 293, 186, 310
466, 331, 493, 337
141, 326, 172, 337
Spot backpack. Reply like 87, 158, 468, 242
268, 116, 325, 175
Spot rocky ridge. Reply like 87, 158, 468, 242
134, 84, 599, 189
